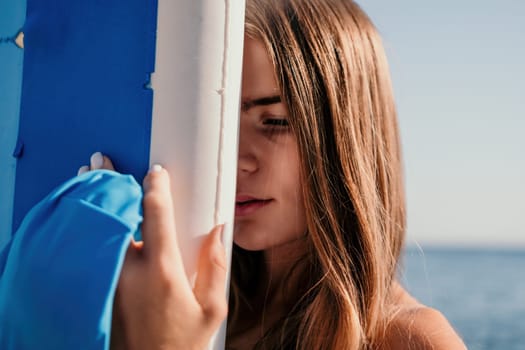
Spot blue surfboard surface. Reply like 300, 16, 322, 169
0, 0, 26, 244
11, 0, 158, 235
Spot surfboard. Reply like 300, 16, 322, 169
0, 0, 244, 348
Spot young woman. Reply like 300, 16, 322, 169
87, 0, 466, 348
226, 0, 466, 349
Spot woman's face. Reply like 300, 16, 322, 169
233, 38, 307, 252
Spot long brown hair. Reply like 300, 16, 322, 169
228, 0, 406, 348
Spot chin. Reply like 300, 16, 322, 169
232, 223, 269, 251
232, 236, 268, 252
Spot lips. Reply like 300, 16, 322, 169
235, 195, 272, 217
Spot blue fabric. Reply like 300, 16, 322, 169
12, 0, 158, 233
0, 170, 143, 350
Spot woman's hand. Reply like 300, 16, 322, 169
79, 152, 228, 350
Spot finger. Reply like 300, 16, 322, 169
193, 225, 228, 327
90, 152, 105, 170
77, 165, 89, 175
89, 151, 116, 171
102, 155, 115, 170
141, 164, 180, 261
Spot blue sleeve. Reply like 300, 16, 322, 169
0, 170, 143, 350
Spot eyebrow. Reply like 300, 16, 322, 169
242, 95, 282, 111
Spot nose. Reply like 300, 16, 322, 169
237, 118, 258, 175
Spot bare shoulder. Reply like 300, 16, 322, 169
379, 283, 467, 350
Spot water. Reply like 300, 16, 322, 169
402, 247, 525, 350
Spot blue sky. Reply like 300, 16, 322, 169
2, 1, 523, 247
360, 0, 525, 247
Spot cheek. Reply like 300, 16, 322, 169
273, 172, 307, 241
278, 143, 306, 227
279, 155, 304, 210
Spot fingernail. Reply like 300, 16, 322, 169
77, 165, 89, 175
90, 152, 104, 170
149, 164, 163, 173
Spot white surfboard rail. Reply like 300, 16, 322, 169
151, 1, 245, 348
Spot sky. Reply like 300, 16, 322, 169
360, 0, 525, 247
1, 1, 523, 247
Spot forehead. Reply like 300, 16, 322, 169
242, 37, 280, 100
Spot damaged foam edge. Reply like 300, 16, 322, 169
0, 30, 24, 48
214, 0, 245, 228
213, 0, 231, 226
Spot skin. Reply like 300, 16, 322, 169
84, 38, 466, 350
235, 37, 308, 275
381, 283, 468, 350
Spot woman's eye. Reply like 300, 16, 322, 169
263, 118, 289, 127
